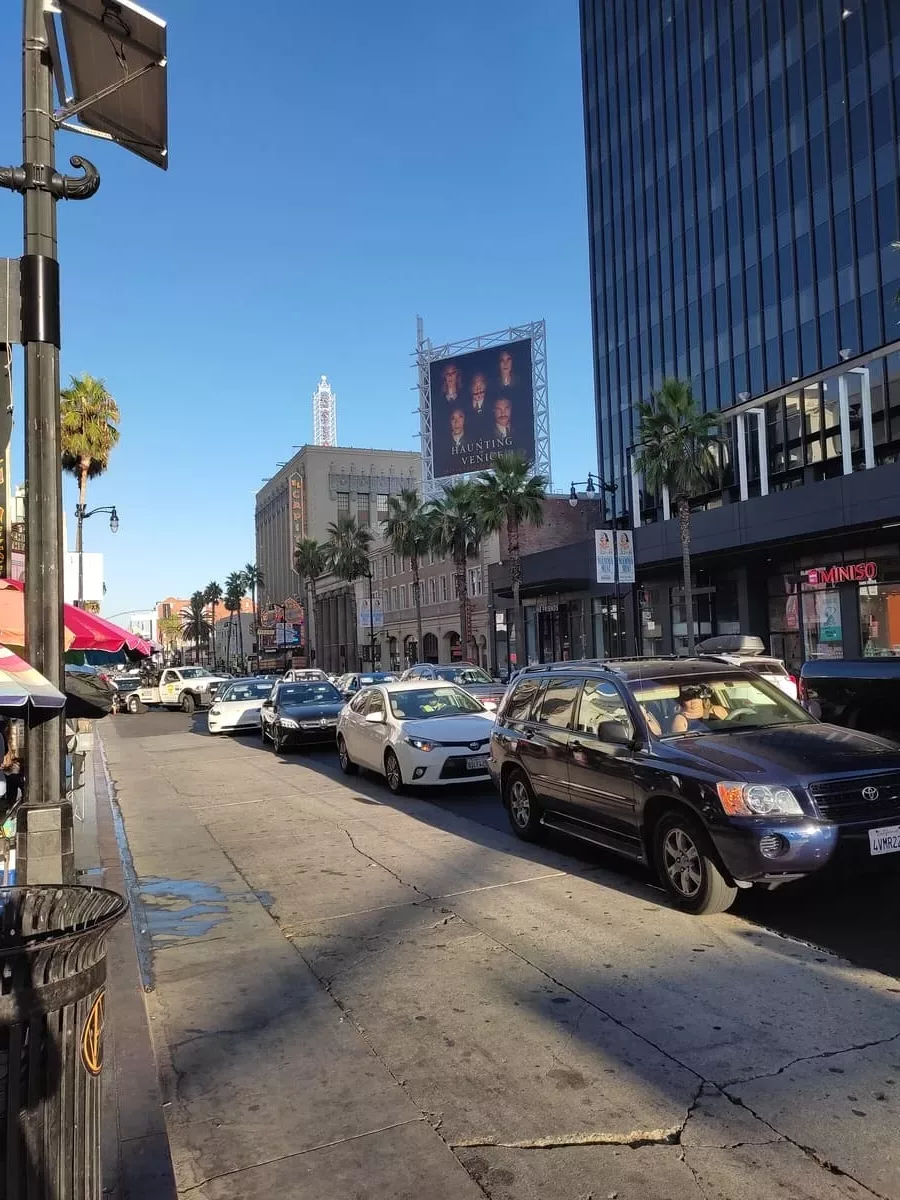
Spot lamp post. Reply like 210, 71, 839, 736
74, 503, 118, 608
274, 602, 288, 675
366, 568, 377, 670
569, 473, 625, 656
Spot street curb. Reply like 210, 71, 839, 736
95, 735, 178, 1200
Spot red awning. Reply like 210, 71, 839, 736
0, 580, 153, 656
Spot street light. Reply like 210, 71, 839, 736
364, 567, 377, 670
74, 503, 118, 607
273, 602, 290, 675
570, 472, 626, 656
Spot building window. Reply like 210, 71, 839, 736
390, 554, 397, 576
391, 587, 398, 611
429, 577, 437, 605
440, 575, 448, 601
468, 566, 483, 596
399, 584, 407, 609
336, 491, 349, 511
376, 493, 390, 523
381, 556, 387, 580
357, 493, 370, 526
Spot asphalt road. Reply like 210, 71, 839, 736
111, 708, 900, 979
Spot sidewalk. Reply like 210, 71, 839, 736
100, 716, 900, 1199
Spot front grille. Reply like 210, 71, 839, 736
809, 773, 900, 823
440, 755, 490, 780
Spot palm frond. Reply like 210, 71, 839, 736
633, 377, 721, 501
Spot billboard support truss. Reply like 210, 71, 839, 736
416, 318, 551, 499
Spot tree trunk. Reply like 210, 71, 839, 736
76, 465, 89, 605
412, 554, 423, 666
211, 602, 217, 668
454, 555, 469, 661
507, 516, 524, 668
226, 614, 233, 668
677, 496, 695, 655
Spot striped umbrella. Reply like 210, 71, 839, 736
0, 645, 66, 717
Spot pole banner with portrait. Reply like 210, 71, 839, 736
616, 529, 636, 583
428, 338, 536, 479
595, 529, 615, 584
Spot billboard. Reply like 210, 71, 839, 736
428, 338, 535, 479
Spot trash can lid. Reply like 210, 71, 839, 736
0, 885, 127, 956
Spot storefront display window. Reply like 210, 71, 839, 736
802, 587, 843, 659
860, 583, 900, 656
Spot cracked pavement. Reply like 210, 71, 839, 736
103, 716, 900, 1199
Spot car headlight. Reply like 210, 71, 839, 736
404, 736, 436, 752
209, 709, 221, 717
279, 717, 299, 729
716, 782, 803, 817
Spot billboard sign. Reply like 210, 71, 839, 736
428, 338, 535, 479
595, 530, 615, 584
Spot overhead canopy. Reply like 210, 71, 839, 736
0, 581, 153, 657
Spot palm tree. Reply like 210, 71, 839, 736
634, 377, 721, 654
60, 373, 120, 567
225, 571, 246, 669
325, 514, 373, 668
425, 481, 482, 661
474, 452, 547, 668
243, 563, 264, 666
294, 538, 326, 667
204, 581, 222, 668
158, 614, 181, 661
384, 488, 429, 665
181, 591, 210, 666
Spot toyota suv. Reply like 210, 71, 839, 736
489, 658, 900, 915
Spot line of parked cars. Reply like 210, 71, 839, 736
201, 643, 900, 918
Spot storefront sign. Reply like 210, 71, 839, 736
806, 561, 877, 586
616, 530, 635, 584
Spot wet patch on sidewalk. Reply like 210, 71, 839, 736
140, 877, 230, 947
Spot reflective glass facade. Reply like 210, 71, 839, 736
581, 0, 900, 508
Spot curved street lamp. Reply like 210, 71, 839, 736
74, 504, 119, 607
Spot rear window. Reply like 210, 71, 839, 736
503, 678, 541, 722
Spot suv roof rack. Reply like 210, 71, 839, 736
515, 655, 686, 675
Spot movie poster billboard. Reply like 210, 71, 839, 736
428, 338, 535, 479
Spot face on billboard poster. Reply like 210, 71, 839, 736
428, 338, 536, 478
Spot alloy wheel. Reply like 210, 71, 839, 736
385, 751, 402, 792
662, 826, 703, 899
509, 779, 531, 828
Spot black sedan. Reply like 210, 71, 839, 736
260, 680, 346, 753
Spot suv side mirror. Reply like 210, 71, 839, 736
595, 719, 634, 747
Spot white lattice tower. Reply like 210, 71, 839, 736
312, 375, 337, 446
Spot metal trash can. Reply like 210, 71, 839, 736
0, 886, 127, 1198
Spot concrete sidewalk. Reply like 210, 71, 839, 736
101, 716, 900, 1199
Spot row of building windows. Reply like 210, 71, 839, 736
375, 567, 483, 614
335, 492, 392, 527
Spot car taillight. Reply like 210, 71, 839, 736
796, 676, 806, 700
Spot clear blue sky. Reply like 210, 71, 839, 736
0, 0, 594, 617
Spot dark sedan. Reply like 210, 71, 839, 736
260, 680, 346, 753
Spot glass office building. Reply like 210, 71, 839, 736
580, 0, 900, 665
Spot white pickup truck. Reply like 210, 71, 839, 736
121, 667, 229, 715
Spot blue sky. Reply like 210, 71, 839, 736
0, 0, 594, 617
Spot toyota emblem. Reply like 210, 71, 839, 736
862, 786, 880, 802
469, 741, 482, 751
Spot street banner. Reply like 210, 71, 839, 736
616, 529, 636, 583
358, 597, 384, 630
595, 529, 615, 584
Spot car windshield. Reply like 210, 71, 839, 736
179, 668, 211, 679
433, 666, 493, 684
279, 683, 342, 705
218, 681, 273, 702
631, 672, 814, 738
389, 686, 485, 720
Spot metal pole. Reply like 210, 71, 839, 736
76, 504, 84, 605
368, 570, 375, 668
20, 0, 72, 883
611, 484, 623, 656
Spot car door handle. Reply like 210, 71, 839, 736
523, 728, 536, 740
570, 739, 584, 751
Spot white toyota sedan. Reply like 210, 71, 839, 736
336, 681, 494, 793
207, 678, 274, 735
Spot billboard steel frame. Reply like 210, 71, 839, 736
416, 318, 551, 498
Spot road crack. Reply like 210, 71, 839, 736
722, 1029, 900, 1086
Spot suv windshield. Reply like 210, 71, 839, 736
433, 666, 492, 684
218, 681, 273, 702
631, 672, 813, 738
390, 686, 485, 720
279, 682, 342, 705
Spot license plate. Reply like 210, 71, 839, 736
869, 825, 900, 856
466, 756, 489, 771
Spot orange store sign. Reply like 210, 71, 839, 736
805, 561, 877, 586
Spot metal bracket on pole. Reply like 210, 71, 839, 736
0, 156, 99, 201
0, 260, 21, 347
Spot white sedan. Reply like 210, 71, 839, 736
207, 678, 274, 735
336, 681, 494, 793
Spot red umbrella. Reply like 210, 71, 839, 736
0, 580, 153, 656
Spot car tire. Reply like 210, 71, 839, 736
384, 749, 404, 794
181, 692, 196, 715
273, 726, 285, 754
504, 768, 543, 841
653, 810, 738, 916
338, 735, 358, 775
127, 695, 141, 715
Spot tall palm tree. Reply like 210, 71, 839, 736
60, 373, 120, 565
634, 377, 721, 654
181, 592, 210, 666
204, 581, 222, 668
225, 571, 246, 669
294, 538, 326, 667
384, 488, 429, 666
474, 452, 547, 668
243, 563, 264, 665
425, 481, 482, 661
325, 514, 373, 668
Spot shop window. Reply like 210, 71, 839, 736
860, 583, 900, 657
802, 586, 842, 659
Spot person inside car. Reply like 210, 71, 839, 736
670, 684, 728, 734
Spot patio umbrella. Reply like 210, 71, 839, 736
0, 580, 153, 657
0, 645, 66, 721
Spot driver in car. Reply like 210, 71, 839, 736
670, 684, 728, 734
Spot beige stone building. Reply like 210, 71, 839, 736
254, 445, 421, 609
